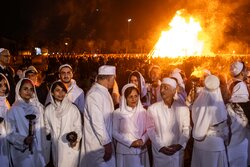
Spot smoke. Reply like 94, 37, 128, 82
185, 0, 250, 53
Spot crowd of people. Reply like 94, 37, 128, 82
0, 47, 250, 167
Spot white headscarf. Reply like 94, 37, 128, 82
128, 71, 147, 98
48, 81, 72, 118
0, 73, 10, 119
119, 83, 146, 139
14, 78, 42, 118
192, 76, 227, 126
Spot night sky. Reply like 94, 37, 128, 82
0, 0, 250, 50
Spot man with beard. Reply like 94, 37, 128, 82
46, 64, 84, 113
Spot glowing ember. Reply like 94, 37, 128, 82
150, 10, 205, 58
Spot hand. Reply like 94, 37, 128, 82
66, 131, 77, 143
168, 144, 183, 152
130, 139, 143, 148
24, 135, 33, 145
103, 143, 112, 162
159, 147, 175, 156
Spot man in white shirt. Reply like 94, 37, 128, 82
80, 65, 116, 167
147, 77, 191, 167
46, 64, 85, 113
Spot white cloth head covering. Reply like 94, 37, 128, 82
128, 71, 147, 98
0, 73, 10, 97
14, 78, 42, 120
0, 48, 10, 56
162, 77, 177, 89
25, 65, 38, 75
230, 61, 244, 76
192, 79, 227, 126
98, 65, 116, 75
119, 83, 146, 139
58, 64, 73, 72
49, 81, 72, 118
0, 73, 10, 119
170, 70, 185, 89
204, 75, 220, 91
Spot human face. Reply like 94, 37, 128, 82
126, 89, 139, 109
0, 54, 11, 66
52, 85, 66, 102
26, 73, 38, 85
19, 82, 34, 102
160, 83, 176, 101
59, 67, 73, 84
130, 75, 139, 87
107, 76, 115, 89
150, 68, 161, 82
0, 79, 7, 96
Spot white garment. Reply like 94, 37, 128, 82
113, 83, 149, 167
44, 87, 82, 167
6, 78, 49, 167
46, 79, 85, 112
0, 96, 10, 167
227, 103, 248, 167
230, 80, 249, 103
191, 86, 229, 167
80, 83, 116, 167
147, 100, 191, 167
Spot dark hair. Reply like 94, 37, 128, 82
124, 86, 140, 99
0, 74, 9, 94
129, 71, 141, 93
51, 81, 67, 93
20, 79, 34, 90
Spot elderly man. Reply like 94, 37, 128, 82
0, 48, 15, 105
46, 64, 84, 113
80, 65, 116, 167
146, 77, 191, 167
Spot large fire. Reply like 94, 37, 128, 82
149, 10, 207, 58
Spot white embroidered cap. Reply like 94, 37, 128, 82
98, 65, 116, 75
162, 77, 177, 89
58, 64, 73, 72
230, 61, 244, 77
204, 75, 220, 90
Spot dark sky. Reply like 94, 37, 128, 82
0, 0, 249, 50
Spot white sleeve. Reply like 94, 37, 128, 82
86, 93, 111, 145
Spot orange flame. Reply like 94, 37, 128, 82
149, 10, 207, 58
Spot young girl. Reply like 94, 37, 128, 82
0, 73, 11, 167
6, 78, 49, 167
44, 81, 82, 167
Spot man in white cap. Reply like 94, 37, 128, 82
80, 65, 116, 167
146, 77, 191, 167
228, 61, 250, 120
0, 48, 15, 105
46, 64, 85, 113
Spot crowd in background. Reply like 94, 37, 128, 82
1, 46, 250, 167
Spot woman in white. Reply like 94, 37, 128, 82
191, 75, 229, 167
0, 73, 11, 166
128, 71, 147, 105
6, 78, 49, 167
113, 83, 149, 167
44, 81, 82, 167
